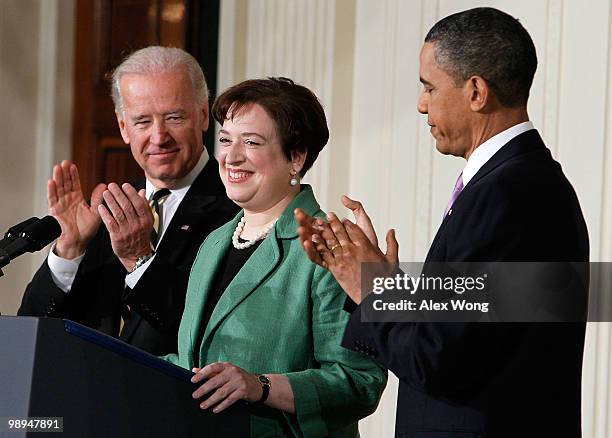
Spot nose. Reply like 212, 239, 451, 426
150, 120, 170, 145
417, 91, 428, 114
223, 140, 245, 165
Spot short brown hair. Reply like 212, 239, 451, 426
212, 77, 329, 176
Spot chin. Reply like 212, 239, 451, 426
225, 187, 254, 207
434, 142, 452, 156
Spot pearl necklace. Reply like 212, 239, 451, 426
232, 216, 277, 250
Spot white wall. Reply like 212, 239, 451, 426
0, 0, 74, 314
218, 1, 612, 436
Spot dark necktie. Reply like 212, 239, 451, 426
149, 188, 171, 247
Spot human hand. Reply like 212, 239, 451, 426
97, 183, 154, 271
295, 208, 328, 267
49, 160, 105, 259
191, 362, 263, 413
296, 204, 399, 303
341, 195, 378, 246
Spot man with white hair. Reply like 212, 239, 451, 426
19, 47, 239, 355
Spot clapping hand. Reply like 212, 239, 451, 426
97, 183, 154, 272
49, 160, 105, 259
295, 196, 399, 304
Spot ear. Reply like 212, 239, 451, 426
199, 103, 210, 133
290, 150, 307, 175
468, 76, 491, 112
116, 111, 130, 144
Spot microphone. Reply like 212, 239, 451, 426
0, 217, 39, 248
0, 216, 61, 270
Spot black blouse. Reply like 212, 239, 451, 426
195, 238, 264, 366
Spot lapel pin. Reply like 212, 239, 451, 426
181, 225, 190, 231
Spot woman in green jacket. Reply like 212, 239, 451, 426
165, 77, 386, 437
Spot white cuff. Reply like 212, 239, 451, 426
47, 244, 85, 293
124, 254, 156, 289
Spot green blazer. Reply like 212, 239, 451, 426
165, 186, 386, 437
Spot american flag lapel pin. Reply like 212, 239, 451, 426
180, 224, 190, 231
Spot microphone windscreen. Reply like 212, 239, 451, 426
21, 216, 61, 251
4, 217, 39, 239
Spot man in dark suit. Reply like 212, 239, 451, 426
296, 7, 589, 437
19, 47, 239, 355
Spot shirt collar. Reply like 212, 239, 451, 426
146, 147, 209, 199
463, 121, 534, 186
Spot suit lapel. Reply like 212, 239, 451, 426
186, 222, 236, 359
427, 130, 546, 261
154, 158, 222, 263
199, 229, 281, 353
464, 129, 545, 190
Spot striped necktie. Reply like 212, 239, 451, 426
149, 188, 171, 247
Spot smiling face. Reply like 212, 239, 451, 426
217, 103, 304, 213
116, 68, 209, 188
417, 42, 473, 158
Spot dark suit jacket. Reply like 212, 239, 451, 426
19, 158, 239, 355
342, 130, 589, 437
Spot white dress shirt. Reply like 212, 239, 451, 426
48, 148, 209, 292
462, 121, 534, 186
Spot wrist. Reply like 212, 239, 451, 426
129, 251, 155, 273
54, 241, 86, 260
254, 374, 271, 404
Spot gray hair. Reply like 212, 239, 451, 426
111, 46, 209, 114
425, 7, 537, 107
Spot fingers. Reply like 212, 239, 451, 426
326, 212, 353, 247
103, 183, 138, 223
121, 183, 151, 218
90, 183, 107, 211
47, 180, 58, 210
343, 220, 371, 247
294, 208, 319, 242
60, 160, 73, 193
52, 160, 80, 200
52, 164, 64, 198
341, 195, 378, 246
191, 363, 226, 399
191, 362, 224, 384
210, 391, 244, 413
385, 228, 399, 263
191, 362, 255, 413
98, 204, 118, 234
310, 237, 335, 268
294, 208, 313, 228
199, 380, 239, 412
341, 195, 362, 212
69, 162, 81, 193
298, 229, 325, 266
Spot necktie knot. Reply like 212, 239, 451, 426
149, 188, 171, 205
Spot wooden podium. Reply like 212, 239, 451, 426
0, 317, 249, 437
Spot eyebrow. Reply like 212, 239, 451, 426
420, 77, 433, 87
163, 109, 185, 116
130, 115, 151, 122
218, 129, 268, 142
